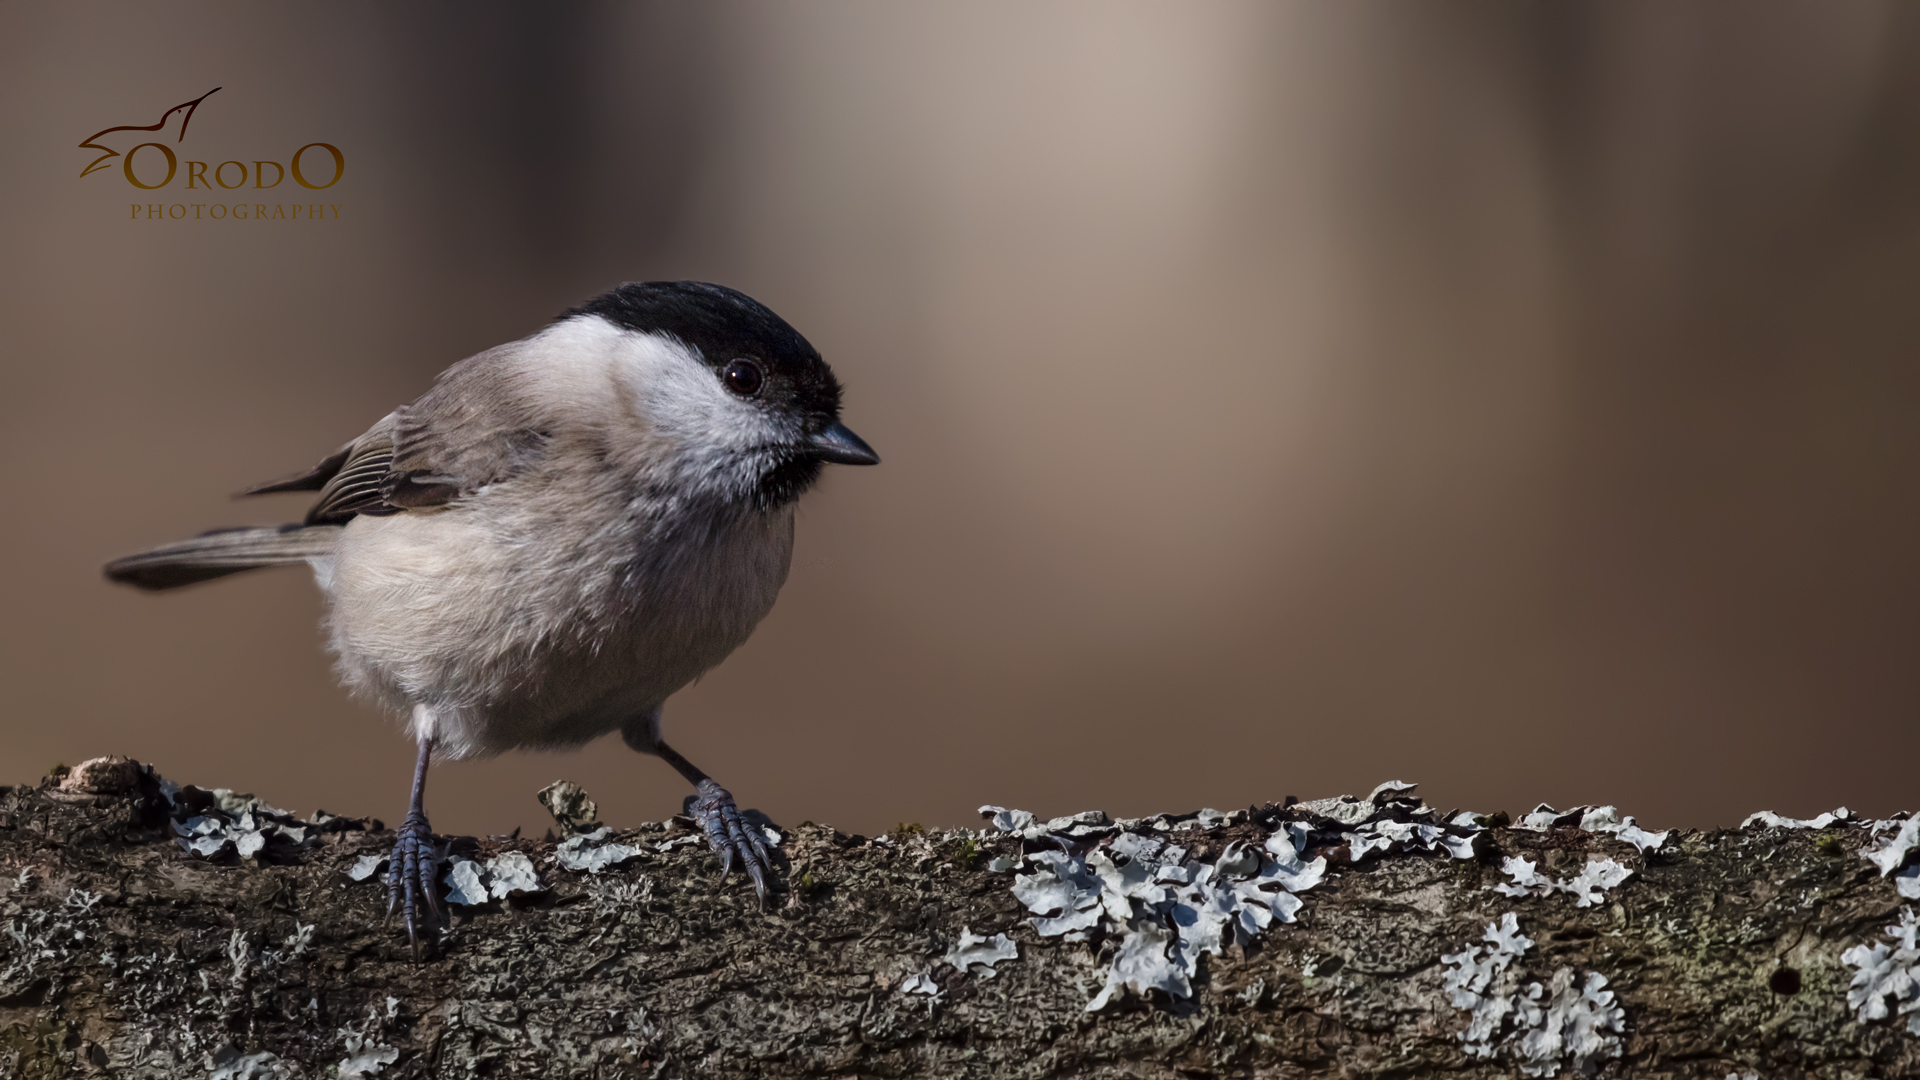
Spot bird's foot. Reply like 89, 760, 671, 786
382, 810, 442, 960
685, 779, 771, 907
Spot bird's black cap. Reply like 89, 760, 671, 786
562, 281, 843, 419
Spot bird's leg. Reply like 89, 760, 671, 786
383, 736, 442, 959
652, 739, 772, 907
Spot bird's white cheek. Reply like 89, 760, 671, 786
612, 333, 788, 456
662, 389, 777, 456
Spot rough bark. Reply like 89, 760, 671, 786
0, 759, 1915, 1080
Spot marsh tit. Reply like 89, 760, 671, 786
105, 281, 879, 955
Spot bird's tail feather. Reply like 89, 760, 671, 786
104, 525, 343, 591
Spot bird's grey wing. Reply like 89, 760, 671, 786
303, 414, 401, 524
379, 344, 552, 511
244, 342, 551, 526
244, 411, 402, 526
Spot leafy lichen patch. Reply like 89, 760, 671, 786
1441, 913, 1627, 1076
1495, 854, 1635, 907
1842, 906, 1920, 1035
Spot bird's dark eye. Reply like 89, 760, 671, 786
723, 359, 764, 397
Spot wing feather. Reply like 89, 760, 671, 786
242, 341, 551, 526
305, 442, 400, 524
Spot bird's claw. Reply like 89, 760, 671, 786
686, 779, 771, 907
383, 811, 442, 960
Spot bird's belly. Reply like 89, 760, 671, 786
321, 502, 794, 758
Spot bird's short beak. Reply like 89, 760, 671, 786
808, 421, 880, 465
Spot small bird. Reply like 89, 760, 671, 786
105, 282, 879, 955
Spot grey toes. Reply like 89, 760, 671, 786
383, 812, 442, 960
687, 779, 772, 907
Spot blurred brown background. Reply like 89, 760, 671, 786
1, 2, 1915, 838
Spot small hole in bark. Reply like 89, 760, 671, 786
1769, 967, 1802, 995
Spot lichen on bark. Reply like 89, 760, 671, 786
0, 760, 1915, 1079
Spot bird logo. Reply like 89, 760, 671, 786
77, 87, 222, 179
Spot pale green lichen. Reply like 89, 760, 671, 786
3, 769, 1918, 1078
